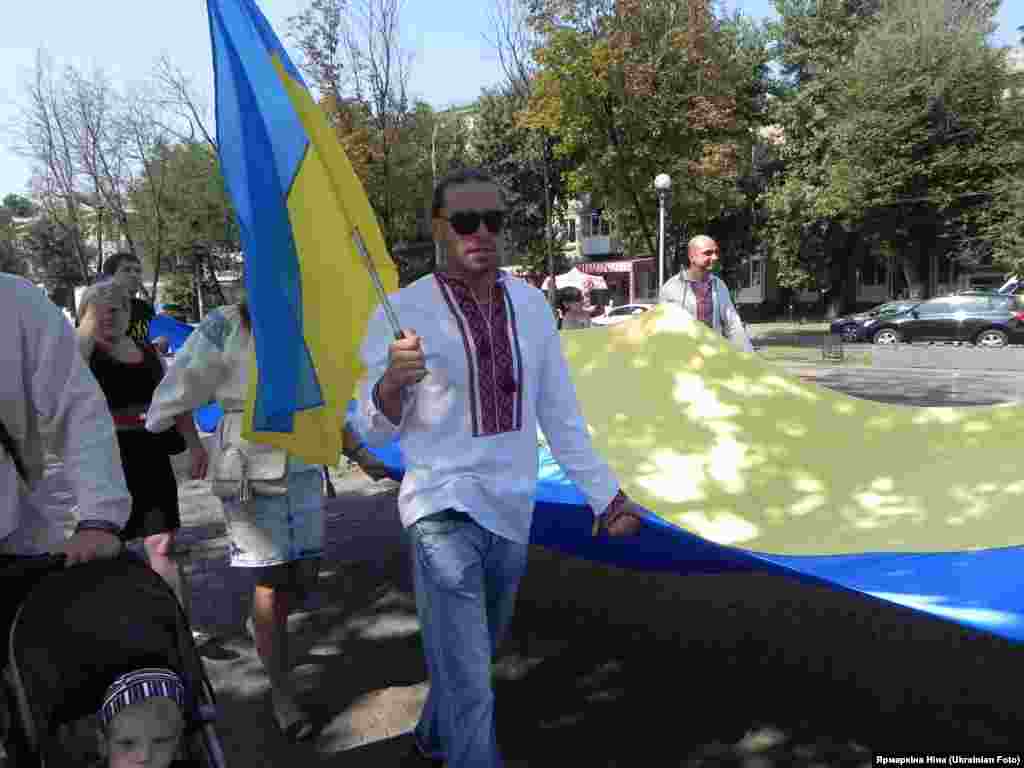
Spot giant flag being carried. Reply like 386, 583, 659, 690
206, 0, 397, 465
365, 304, 1024, 644
206, 0, 1024, 646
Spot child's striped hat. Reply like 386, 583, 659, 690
98, 668, 186, 728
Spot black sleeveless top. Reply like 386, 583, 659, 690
89, 341, 164, 413
88, 340, 181, 539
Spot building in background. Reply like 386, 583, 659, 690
558, 195, 657, 307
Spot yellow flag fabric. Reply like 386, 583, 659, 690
207, 0, 396, 465
562, 302, 1023, 556
235, 55, 398, 465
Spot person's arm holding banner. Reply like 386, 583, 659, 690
534, 298, 644, 538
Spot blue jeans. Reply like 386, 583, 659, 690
409, 510, 529, 768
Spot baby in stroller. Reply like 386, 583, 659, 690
93, 668, 189, 768
3, 555, 227, 767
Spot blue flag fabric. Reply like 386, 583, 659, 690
206, 0, 398, 465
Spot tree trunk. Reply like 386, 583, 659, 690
63, 199, 92, 284
150, 234, 162, 311
896, 253, 922, 298
543, 136, 555, 307
96, 204, 104, 275
204, 250, 227, 307
602, 96, 656, 256
840, 232, 861, 315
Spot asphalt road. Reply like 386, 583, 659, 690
788, 364, 1024, 406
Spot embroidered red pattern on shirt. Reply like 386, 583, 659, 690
687, 279, 713, 327
436, 277, 480, 436
435, 274, 523, 437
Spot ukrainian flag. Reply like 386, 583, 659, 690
206, 0, 397, 465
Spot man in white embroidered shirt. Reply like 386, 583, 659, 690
358, 168, 644, 768
659, 235, 754, 353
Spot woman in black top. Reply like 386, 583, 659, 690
76, 280, 207, 641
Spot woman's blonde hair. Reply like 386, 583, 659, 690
77, 279, 130, 320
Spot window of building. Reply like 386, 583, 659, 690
567, 219, 576, 243
737, 257, 761, 290
589, 209, 611, 237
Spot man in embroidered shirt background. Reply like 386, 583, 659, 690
357, 168, 644, 768
659, 235, 754, 353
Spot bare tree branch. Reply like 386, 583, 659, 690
120, 88, 178, 305
152, 54, 217, 151
15, 51, 93, 282
65, 65, 138, 260
483, 0, 539, 103
287, 0, 351, 103
344, 0, 414, 247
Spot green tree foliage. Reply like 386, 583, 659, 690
130, 141, 239, 264
127, 139, 240, 311
769, 0, 881, 87
979, 114, 1024, 276
762, 0, 1017, 295
22, 214, 95, 311
472, 86, 568, 275
522, 0, 771, 259
158, 270, 199, 318
0, 195, 37, 277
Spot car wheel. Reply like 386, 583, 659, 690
872, 327, 901, 345
974, 328, 1008, 348
839, 325, 861, 342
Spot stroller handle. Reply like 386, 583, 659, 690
0, 552, 67, 579
24, 552, 67, 567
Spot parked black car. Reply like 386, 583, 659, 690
862, 294, 1024, 347
830, 300, 921, 342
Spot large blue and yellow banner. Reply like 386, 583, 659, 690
361, 305, 1024, 644
206, 0, 397, 465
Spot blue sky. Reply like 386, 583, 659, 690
1, 0, 1021, 196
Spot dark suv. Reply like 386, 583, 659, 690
864, 294, 1024, 347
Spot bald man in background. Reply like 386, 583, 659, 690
659, 235, 754, 352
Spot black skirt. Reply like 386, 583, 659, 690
117, 430, 181, 541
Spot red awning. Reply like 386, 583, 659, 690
577, 258, 655, 274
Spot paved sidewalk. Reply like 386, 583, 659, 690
36, 369, 1024, 764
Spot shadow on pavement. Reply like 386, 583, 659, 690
492, 546, 1020, 765
45, 476, 1023, 766
180, 490, 1024, 765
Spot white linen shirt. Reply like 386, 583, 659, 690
145, 305, 315, 474
357, 272, 620, 545
0, 274, 131, 554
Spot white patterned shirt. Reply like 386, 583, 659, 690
357, 272, 620, 545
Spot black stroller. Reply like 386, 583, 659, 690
2, 554, 227, 767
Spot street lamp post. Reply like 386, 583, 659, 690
654, 173, 672, 290
542, 134, 556, 309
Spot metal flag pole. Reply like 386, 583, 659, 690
352, 227, 403, 341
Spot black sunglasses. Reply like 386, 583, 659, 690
441, 210, 506, 236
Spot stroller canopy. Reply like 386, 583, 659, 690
9, 556, 210, 741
